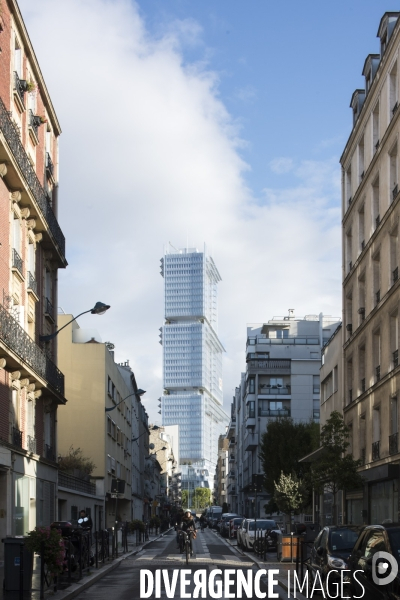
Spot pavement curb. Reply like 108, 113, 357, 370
211, 529, 307, 600
48, 528, 174, 600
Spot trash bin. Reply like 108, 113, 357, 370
280, 533, 301, 562
2, 536, 33, 591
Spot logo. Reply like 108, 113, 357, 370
372, 551, 398, 586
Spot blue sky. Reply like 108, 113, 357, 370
20, 0, 388, 419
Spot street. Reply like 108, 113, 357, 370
73, 528, 292, 600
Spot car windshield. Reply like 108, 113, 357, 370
387, 528, 400, 565
249, 520, 277, 531
232, 518, 243, 525
329, 528, 360, 552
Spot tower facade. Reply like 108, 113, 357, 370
160, 245, 228, 492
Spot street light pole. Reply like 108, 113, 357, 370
39, 301, 110, 342
105, 389, 146, 413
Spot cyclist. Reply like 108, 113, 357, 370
79, 510, 93, 530
199, 514, 206, 532
180, 510, 196, 556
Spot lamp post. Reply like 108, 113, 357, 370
105, 389, 146, 413
39, 301, 111, 342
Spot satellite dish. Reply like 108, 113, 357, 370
149, 443, 155, 450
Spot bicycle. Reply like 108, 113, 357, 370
179, 530, 194, 565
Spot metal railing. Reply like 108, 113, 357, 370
0, 302, 64, 396
45, 444, 56, 461
27, 435, 36, 453
45, 297, 54, 320
13, 71, 27, 104
247, 359, 291, 370
389, 432, 398, 456
12, 426, 23, 447
258, 408, 291, 417
12, 248, 24, 277
258, 386, 291, 395
28, 271, 38, 295
0, 96, 66, 260
58, 472, 96, 495
372, 440, 380, 461
46, 152, 54, 177
29, 109, 42, 138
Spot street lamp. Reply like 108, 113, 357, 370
39, 301, 111, 342
132, 424, 159, 442
146, 446, 167, 458
105, 389, 146, 413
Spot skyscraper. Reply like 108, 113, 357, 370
160, 245, 228, 492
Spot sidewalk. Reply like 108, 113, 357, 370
224, 535, 308, 600
0, 528, 173, 600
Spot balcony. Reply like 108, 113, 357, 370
27, 272, 38, 297
58, 472, 96, 495
247, 358, 291, 374
27, 435, 36, 453
258, 408, 291, 417
244, 432, 258, 451
12, 426, 23, 448
372, 441, 380, 461
28, 109, 42, 140
12, 248, 24, 279
389, 432, 398, 456
45, 444, 56, 462
13, 71, 27, 106
246, 417, 256, 428
44, 297, 54, 322
0, 97, 66, 264
45, 152, 54, 180
258, 385, 291, 395
0, 302, 65, 398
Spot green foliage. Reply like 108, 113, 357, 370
260, 418, 320, 494
149, 516, 161, 528
58, 446, 96, 476
273, 472, 304, 514
181, 490, 189, 508
128, 519, 145, 532
310, 411, 364, 496
25, 527, 65, 576
193, 488, 212, 509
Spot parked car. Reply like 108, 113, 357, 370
307, 525, 361, 596
208, 506, 223, 529
219, 513, 240, 536
237, 518, 280, 551
229, 517, 245, 539
348, 523, 400, 600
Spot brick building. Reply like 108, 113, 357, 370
0, 0, 67, 555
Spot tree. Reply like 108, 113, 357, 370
310, 411, 364, 524
274, 472, 304, 515
259, 418, 319, 496
58, 446, 96, 478
192, 487, 212, 509
181, 490, 189, 508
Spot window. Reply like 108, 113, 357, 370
71, 505, 78, 521
391, 397, 398, 435
247, 378, 255, 394
111, 420, 116, 439
373, 253, 380, 305
117, 427, 121, 445
313, 375, 320, 394
270, 401, 283, 411
28, 242, 35, 277
116, 462, 121, 478
345, 167, 352, 207
390, 144, 398, 202
107, 416, 112, 435
390, 62, 398, 117
14, 39, 22, 77
269, 378, 283, 388
247, 401, 255, 419
373, 408, 380, 444
359, 346, 366, 394
372, 103, 380, 151
372, 178, 380, 229
111, 457, 116, 473
13, 216, 21, 253
358, 138, 365, 183
358, 207, 365, 251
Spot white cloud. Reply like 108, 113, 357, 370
20, 0, 342, 421
269, 157, 294, 174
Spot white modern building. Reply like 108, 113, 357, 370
160, 245, 229, 491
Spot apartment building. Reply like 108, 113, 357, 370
341, 11, 400, 525
228, 312, 340, 519
214, 435, 229, 507
57, 316, 149, 527
149, 426, 178, 516
0, 0, 67, 555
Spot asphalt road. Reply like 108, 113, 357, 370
72, 528, 291, 599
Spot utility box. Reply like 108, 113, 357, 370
2, 537, 33, 591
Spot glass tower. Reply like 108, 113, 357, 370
160, 245, 228, 491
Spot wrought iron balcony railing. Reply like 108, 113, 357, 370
389, 432, 398, 456
372, 440, 380, 461
27, 271, 38, 296
12, 426, 23, 448
13, 72, 27, 105
0, 97, 65, 261
45, 297, 54, 320
12, 248, 24, 277
27, 435, 36, 453
0, 302, 64, 396
46, 152, 54, 178
28, 109, 42, 138
45, 444, 56, 462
